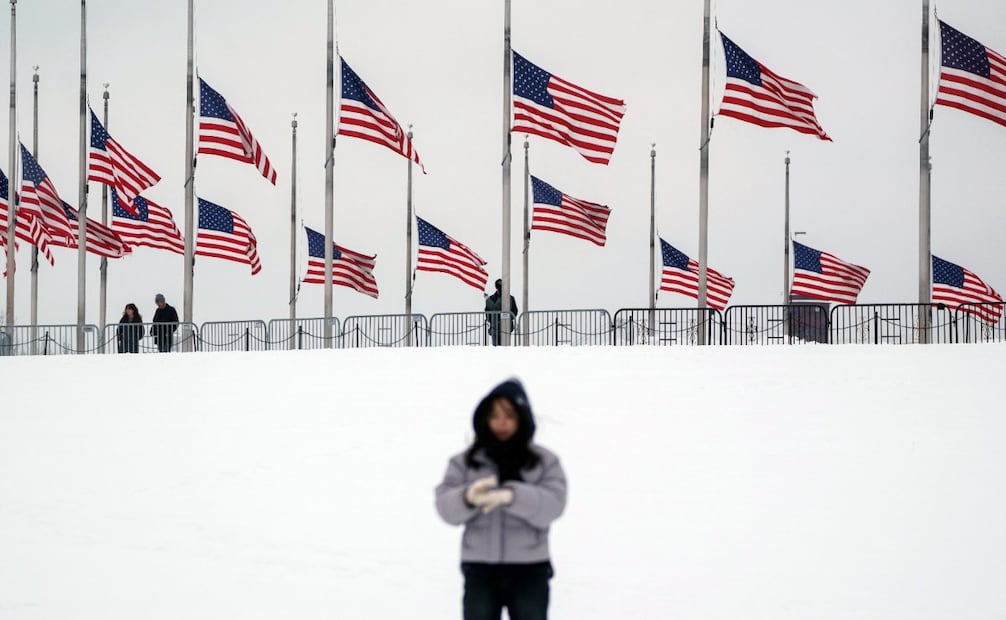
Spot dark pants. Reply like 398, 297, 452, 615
462, 561, 552, 620
156, 337, 172, 353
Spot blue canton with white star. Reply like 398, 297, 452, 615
305, 227, 343, 260
721, 33, 762, 85
199, 78, 236, 122
660, 239, 691, 269
513, 52, 555, 108
793, 241, 823, 273
530, 176, 562, 207
197, 198, 235, 233
417, 217, 450, 250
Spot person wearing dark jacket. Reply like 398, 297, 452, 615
484, 279, 518, 346
151, 293, 179, 353
116, 303, 145, 354
435, 379, 567, 620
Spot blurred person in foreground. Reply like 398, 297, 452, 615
435, 378, 567, 620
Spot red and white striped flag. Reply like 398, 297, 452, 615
512, 52, 626, 165
303, 226, 379, 298
338, 57, 425, 173
195, 198, 262, 275
530, 176, 610, 247
416, 216, 488, 291
111, 190, 184, 254
718, 32, 831, 141
198, 78, 277, 185
936, 20, 1006, 128
19, 144, 75, 256
1, 167, 52, 264
790, 241, 870, 304
660, 238, 735, 311
88, 109, 160, 215
932, 255, 1002, 324
60, 201, 131, 259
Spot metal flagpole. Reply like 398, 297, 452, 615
500, 0, 513, 346
182, 0, 195, 348
4, 0, 15, 330
289, 113, 297, 349
918, 0, 932, 344
30, 66, 38, 351
405, 126, 414, 347
696, 0, 711, 345
99, 84, 109, 350
521, 136, 529, 346
324, 0, 334, 348
783, 151, 791, 305
648, 144, 656, 342
76, 0, 88, 352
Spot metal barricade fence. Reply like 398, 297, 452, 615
955, 302, 1006, 343
198, 320, 269, 352
517, 310, 612, 346
723, 305, 829, 345
0, 323, 101, 355
266, 317, 343, 350
428, 312, 500, 347
101, 322, 199, 354
341, 314, 428, 348
611, 308, 723, 345
829, 303, 956, 344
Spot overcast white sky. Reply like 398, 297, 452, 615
3, 0, 1006, 326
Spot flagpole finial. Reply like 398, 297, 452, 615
102, 82, 109, 100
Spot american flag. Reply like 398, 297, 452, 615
338, 57, 425, 173
111, 189, 184, 254
198, 78, 277, 185
303, 226, 379, 298
530, 176, 610, 246
60, 201, 131, 259
718, 32, 831, 141
195, 198, 262, 275
87, 109, 160, 215
659, 238, 735, 311
936, 21, 1006, 128
791, 241, 870, 304
512, 52, 626, 165
932, 255, 1002, 323
416, 216, 488, 291
0, 166, 52, 264
19, 144, 75, 252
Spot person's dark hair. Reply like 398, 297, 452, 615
494, 278, 502, 291
122, 303, 142, 322
464, 379, 541, 480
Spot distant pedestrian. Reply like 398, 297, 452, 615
116, 303, 145, 354
484, 279, 518, 346
435, 378, 567, 620
151, 293, 179, 353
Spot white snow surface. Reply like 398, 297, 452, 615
2, 344, 1005, 619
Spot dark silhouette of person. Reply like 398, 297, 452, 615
484, 279, 518, 346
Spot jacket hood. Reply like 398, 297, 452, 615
472, 379, 536, 444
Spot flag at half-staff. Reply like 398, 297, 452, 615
338, 57, 425, 173
530, 175, 610, 246
18, 144, 76, 255
195, 198, 262, 275
935, 20, 1006, 128
0, 167, 47, 262
87, 109, 160, 215
415, 216, 488, 291
717, 32, 831, 141
512, 52, 626, 165
932, 255, 1002, 324
111, 190, 184, 254
197, 78, 277, 185
660, 238, 735, 311
303, 226, 379, 298
791, 241, 870, 304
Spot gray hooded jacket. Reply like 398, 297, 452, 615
435, 380, 567, 564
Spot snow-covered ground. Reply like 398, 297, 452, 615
2, 344, 1004, 619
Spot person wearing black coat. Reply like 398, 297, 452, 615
116, 303, 145, 354
484, 279, 518, 346
151, 293, 179, 353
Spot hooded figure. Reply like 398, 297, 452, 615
435, 378, 567, 620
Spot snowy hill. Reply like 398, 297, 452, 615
2, 345, 1004, 619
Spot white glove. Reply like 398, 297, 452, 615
465, 475, 498, 507
479, 488, 514, 514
